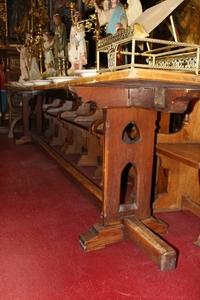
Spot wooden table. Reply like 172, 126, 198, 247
8, 69, 200, 271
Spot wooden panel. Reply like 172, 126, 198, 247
155, 101, 200, 216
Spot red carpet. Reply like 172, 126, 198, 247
0, 135, 200, 300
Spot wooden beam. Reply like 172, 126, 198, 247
194, 235, 200, 247
124, 216, 177, 271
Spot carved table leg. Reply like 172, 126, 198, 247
34, 94, 43, 135
8, 116, 22, 139
16, 92, 34, 144
79, 106, 176, 270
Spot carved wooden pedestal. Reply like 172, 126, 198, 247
79, 105, 175, 271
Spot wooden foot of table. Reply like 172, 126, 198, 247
79, 223, 124, 252
124, 217, 177, 272
194, 235, 200, 247
15, 136, 32, 145
142, 216, 168, 235
80, 217, 176, 271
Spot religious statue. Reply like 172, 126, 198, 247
29, 57, 42, 80
53, 14, 67, 58
68, 11, 87, 71
16, 33, 32, 81
92, 0, 128, 35
17, 32, 42, 81
53, 0, 73, 37
43, 31, 56, 77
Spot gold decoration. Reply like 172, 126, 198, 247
0, 0, 7, 43
0, 3, 6, 21
82, 0, 103, 9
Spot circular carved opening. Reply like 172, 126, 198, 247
122, 122, 140, 144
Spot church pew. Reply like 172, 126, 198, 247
154, 100, 200, 246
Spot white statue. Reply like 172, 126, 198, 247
29, 57, 42, 80
68, 11, 87, 71
126, 0, 143, 26
43, 31, 56, 76
53, 13, 67, 58
17, 33, 42, 81
17, 33, 32, 82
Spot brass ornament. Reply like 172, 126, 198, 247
0, 0, 7, 43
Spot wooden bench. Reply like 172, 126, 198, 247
154, 100, 200, 245
43, 98, 103, 179
59, 106, 102, 168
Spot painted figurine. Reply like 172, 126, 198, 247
126, 0, 143, 26
43, 31, 56, 76
53, 13, 67, 58
93, 0, 128, 35
16, 33, 32, 81
68, 11, 87, 71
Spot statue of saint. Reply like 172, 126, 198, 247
92, 0, 128, 35
17, 33, 42, 81
53, 0, 72, 38
126, 0, 143, 26
43, 31, 56, 76
16, 33, 32, 81
29, 57, 42, 80
53, 14, 67, 58
68, 11, 87, 71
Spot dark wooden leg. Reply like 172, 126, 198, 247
102, 107, 156, 222
34, 94, 43, 135
16, 93, 33, 144
8, 116, 22, 139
